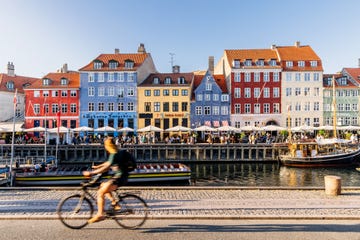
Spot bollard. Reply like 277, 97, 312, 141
324, 175, 341, 196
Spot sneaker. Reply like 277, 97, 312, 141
112, 202, 121, 211
88, 215, 106, 224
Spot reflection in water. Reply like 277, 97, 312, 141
190, 163, 360, 187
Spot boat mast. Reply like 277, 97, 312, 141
287, 104, 292, 142
332, 76, 337, 138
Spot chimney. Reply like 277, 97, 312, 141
115, 48, 120, 54
295, 41, 300, 47
271, 44, 276, 50
172, 65, 180, 73
61, 63, 68, 73
137, 43, 146, 53
208, 56, 214, 74
7, 62, 15, 77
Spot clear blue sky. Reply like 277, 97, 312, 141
1, 0, 360, 77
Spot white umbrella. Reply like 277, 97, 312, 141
95, 126, 117, 132
193, 125, 217, 132
48, 126, 69, 133
23, 126, 46, 132
165, 125, 192, 132
118, 127, 134, 132
137, 125, 163, 132
262, 125, 286, 131
337, 125, 360, 131
72, 126, 94, 132
239, 125, 262, 131
316, 125, 334, 131
217, 125, 241, 132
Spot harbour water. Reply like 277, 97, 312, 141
190, 163, 360, 187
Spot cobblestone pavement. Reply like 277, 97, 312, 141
0, 187, 360, 219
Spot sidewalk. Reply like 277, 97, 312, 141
0, 187, 360, 220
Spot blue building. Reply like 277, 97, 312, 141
191, 70, 230, 128
78, 44, 157, 136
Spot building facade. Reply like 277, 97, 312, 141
78, 44, 157, 135
214, 48, 282, 128
138, 68, 194, 139
24, 64, 80, 129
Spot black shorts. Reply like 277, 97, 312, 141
109, 173, 129, 187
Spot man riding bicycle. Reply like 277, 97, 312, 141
82, 136, 131, 223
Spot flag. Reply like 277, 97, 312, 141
57, 110, 61, 134
13, 89, 17, 111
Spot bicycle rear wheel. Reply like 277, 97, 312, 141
57, 194, 94, 229
113, 194, 149, 229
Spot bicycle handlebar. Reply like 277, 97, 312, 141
81, 173, 103, 187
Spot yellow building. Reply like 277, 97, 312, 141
137, 69, 194, 140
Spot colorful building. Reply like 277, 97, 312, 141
191, 69, 229, 128
215, 48, 282, 128
24, 64, 80, 130
138, 67, 194, 139
78, 44, 157, 135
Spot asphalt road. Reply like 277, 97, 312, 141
1, 219, 360, 240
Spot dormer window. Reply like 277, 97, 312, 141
60, 78, 68, 85
109, 60, 118, 69
298, 61, 305, 67
310, 61, 318, 67
269, 59, 277, 66
42, 78, 51, 86
286, 61, 293, 68
233, 59, 240, 68
164, 77, 172, 84
94, 60, 103, 69
153, 77, 160, 84
178, 77, 185, 84
340, 77, 347, 86
256, 59, 264, 66
244, 59, 252, 66
6, 81, 14, 90
124, 60, 134, 69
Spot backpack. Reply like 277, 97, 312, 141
114, 150, 137, 172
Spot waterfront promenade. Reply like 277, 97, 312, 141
0, 187, 360, 220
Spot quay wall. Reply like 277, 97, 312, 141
0, 143, 288, 165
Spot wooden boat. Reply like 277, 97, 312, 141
279, 138, 360, 167
14, 163, 191, 186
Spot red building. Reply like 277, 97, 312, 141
24, 64, 80, 130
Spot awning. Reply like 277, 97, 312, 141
213, 121, 220, 127
0, 122, 24, 132
204, 121, 211, 127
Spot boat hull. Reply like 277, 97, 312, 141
279, 148, 360, 167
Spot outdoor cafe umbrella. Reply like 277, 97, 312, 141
48, 126, 69, 133
94, 126, 117, 132
262, 125, 286, 132
239, 125, 262, 131
118, 127, 134, 132
72, 126, 94, 132
216, 125, 241, 132
193, 125, 217, 132
23, 126, 46, 132
165, 125, 192, 132
137, 125, 163, 132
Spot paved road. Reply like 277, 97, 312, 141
0, 187, 360, 219
0, 219, 359, 240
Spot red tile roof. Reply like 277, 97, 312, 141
224, 49, 281, 69
25, 71, 80, 89
79, 53, 149, 71
0, 73, 39, 93
323, 73, 357, 89
192, 72, 228, 100
343, 68, 360, 84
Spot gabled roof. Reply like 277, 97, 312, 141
224, 49, 280, 69
139, 72, 194, 86
343, 68, 360, 84
192, 71, 227, 100
25, 71, 80, 89
0, 73, 39, 93
323, 73, 357, 89
79, 53, 149, 71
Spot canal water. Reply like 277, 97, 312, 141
190, 163, 360, 187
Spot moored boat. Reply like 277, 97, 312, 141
14, 163, 191, 186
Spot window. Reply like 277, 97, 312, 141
196, 94, 203, 101
153, 77, 159, 84
109, 61, 118, 69
127, 102, 134, 111
254, 103, 260, 114
212, 106, 220, 115
125, 60, 134, 69
235, 104, 241, 114
254, 88, 260, 98
221, 94, 229, 102
195, 106, 202, 115
286, 88, 292, 96
295, 87, 301, 96
144, 90, 151, 96
256, 59, 264, 66
254, 72, 260, 82
264, 103, 270, 113
178, 77, 186, 84
34, 91, 40, 97
108, 73, 114, 82
163, 102, 169, 112
304, 73, 310, 81
310, 61, 318, 67
295, 73, 301, 81
70, 103, 76, 113
60, 78, 68, 85
245, 73, 251, 82
286, 73, 292, 81
244, 104, 251, 113
304, 102, 310, 111
244, 59, 252, 66
164, 77, 172, 84
43, 90, 49, 97
118, 102, 124, 111
213, 94, 219, 101
273, 72, 279, 82
94, 61, 102, 69
172, 89, 179, 96
273, 103, 280, 113
172, 102, 179, 112
117, 87, 125, 98
34, 104, 40, 114
286, 61, 293, 68
263, 88, 270, 98
61, 103, 68, 113
145, 102, 151, 112
154, 90, 160, 96
70, 90, 77, 97
273, 87, 279, 98
298, 61, 305, 67
304, 87, 310, 96
205, 94, 211, 101
52, 104, 59, 113
206, 83, 212, 91
244, 88, 251, 98
234, 72, 241, 82
234, 88, 241, 98
221, 106, 229, 115
108, 102, 114, 111
44, 104, 49, 114
118, 73, 124, 82
314, 87, 320, 97
264, 72, 269, 82
269, 59, 277, 66
295, 102, 301, 111
127, 88, 135, 96
204, 106, 211, 115
88, 73, 94, 82
154, 102, 160, 112
97, 73, 104, 82
108, 87, 115, 96
88, 103, 94, 111
98, 87, 105, 96
127, 73, 134, 82
42, 78, 51, 85
163, 89, 170, 96
314, 102, 320, 111
181, 102, 188, 111
181, 89, 188, 96
98, 103, 104, 111
233, 59, 240, 68
52, 90, 58, 97
314, 73, 320, 81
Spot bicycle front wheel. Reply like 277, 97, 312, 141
113, 194, 149, 229
57, 194, 94, 229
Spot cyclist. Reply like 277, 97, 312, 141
82, 136, 130, 224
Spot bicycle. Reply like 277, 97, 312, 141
57, 173, 149, 229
